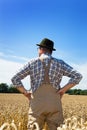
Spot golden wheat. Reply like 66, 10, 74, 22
0, 94, 87, 130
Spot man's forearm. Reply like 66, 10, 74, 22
16, 86, 27, 94
62, 83, 77, 93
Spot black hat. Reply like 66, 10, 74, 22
36, 38, 56, 51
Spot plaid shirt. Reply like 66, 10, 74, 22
11, 54, 82, 92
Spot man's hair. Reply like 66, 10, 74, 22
42, 47, 52, 54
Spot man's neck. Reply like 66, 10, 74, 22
40, 53, 51, 57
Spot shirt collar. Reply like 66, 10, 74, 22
39, 53, 51, 62
40, 53, 51, 58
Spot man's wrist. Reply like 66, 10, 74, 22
22, 90, 30, 95
22, 90, 27, 94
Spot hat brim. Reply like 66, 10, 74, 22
36, 44, 56, 51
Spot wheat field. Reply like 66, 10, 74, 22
0, 94, 87, 130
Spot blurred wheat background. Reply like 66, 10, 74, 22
0, 94, 87, 130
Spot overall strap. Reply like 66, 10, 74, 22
42, 59, 51, 84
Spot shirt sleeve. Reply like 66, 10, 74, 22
11, 62, 30, 87
62, 61, 83, 84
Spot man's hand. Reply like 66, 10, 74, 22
23, 91, 31, 100
57, 83, 77, 98
57, 88, 65, 98
15, 86, 31, 100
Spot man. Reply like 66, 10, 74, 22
11, 38, 82, 130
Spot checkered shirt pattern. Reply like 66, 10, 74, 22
11, 54, 82, 92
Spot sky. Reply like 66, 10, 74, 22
0, 0, 87, 90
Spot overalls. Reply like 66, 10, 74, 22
27, 59, 64, 130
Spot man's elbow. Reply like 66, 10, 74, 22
79, 73, 83, 81
76, 73, 83, 84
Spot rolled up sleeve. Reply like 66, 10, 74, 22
11, 63, 30, 87
62, 61, 83, 84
